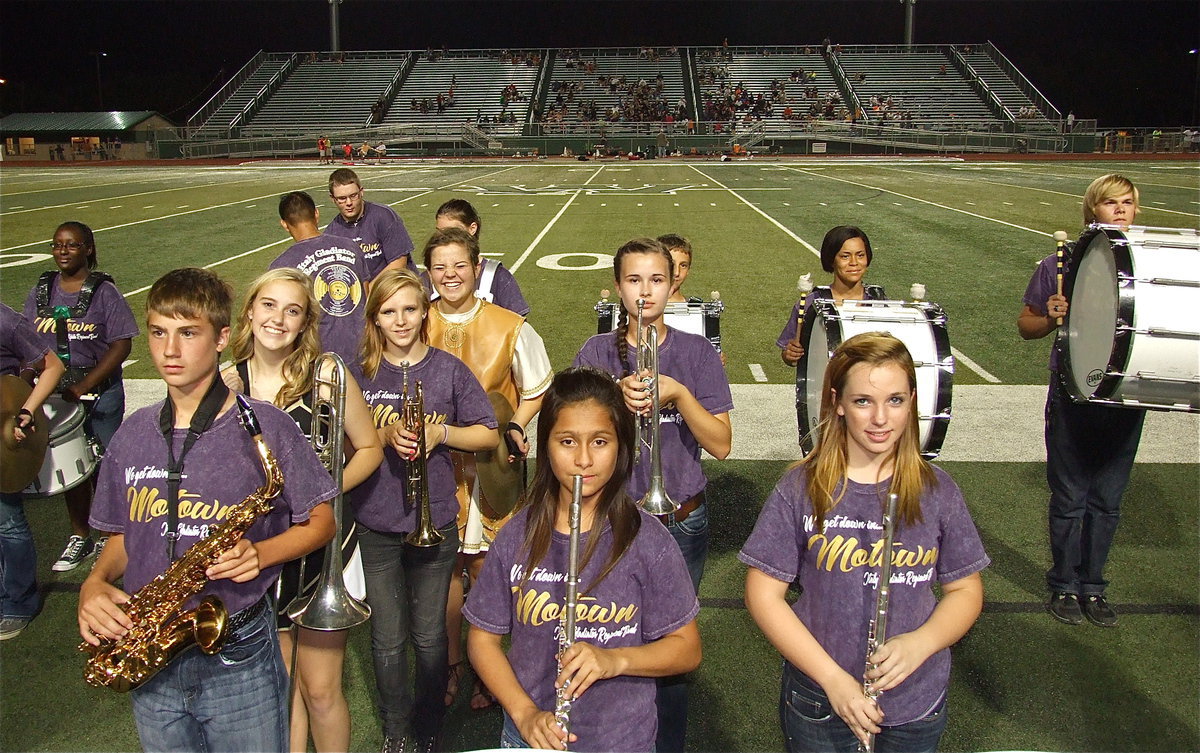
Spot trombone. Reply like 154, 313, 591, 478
286, 352, 372, 630
633, 298, 679, 516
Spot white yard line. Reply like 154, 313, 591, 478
0, 175, 270, 216
950, 347, 1001, 384
688, 165, 820, 256
509, 191, 583, 273
749, 364, 768, 383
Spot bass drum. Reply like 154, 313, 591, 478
594, 299, 725, 352
797, 299, 954, 459
1061, 224, 1200, 412
24, 395, 100, 497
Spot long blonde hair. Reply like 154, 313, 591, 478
229, 267, 322, 408
360, 269, 429, 380
801, 331, 933, 530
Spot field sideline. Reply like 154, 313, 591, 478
0, 156, 1197, 752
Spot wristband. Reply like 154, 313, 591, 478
442, 423, 450, 446
16, 409, 34, 430
506, 421, 525, 438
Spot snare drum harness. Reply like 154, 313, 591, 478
35, 271, 115, 392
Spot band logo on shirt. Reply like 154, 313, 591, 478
807, 532, 938, 574
312, 263, 362, 318
127, 485, 235, 526
358, 241, 383, 260
510, 585, 638, 628
35, 317, 100, 342
365, 399, 447, 432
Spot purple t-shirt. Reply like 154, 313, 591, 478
89, 397, 338, 615
349, 347, 497, 534
776, 285, 887, 348
325, 201, 414, 279
419, 258, 531, 317
464, 506, 699, 753
739, 465, 989, 725
270, 234, 370, 366
0, 303, 50, 376
22, 276, 139, 370
1023, 251, 1069, 372
573, 328, 733, 500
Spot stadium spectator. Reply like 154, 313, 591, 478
325, 168, 416, 278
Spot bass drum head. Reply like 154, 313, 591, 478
42, 395, 86, 441
1064, 230, 1122, 400
797, 305, 833, 454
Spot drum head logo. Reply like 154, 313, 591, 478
1087, 369, 1104, 387
313, 264, 362, 318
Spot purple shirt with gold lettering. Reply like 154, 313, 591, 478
349, 347, 496, 535
325, 201, 414, 279
271, 234, 370, 366
1, 303, 50, 375
739, 465, 989, 725
89, 397, 337, 615
464, 506, 699, 753
23, 276, 138, 370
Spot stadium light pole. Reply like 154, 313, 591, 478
93, 52, 107, 110
329, 0, 342, 53
902, 0, 916, 48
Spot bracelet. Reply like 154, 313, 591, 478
506, 421, 525, 438
442, 423, 450, 446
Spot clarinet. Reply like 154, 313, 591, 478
859, 493, 899, 753
554, 475, 584, 746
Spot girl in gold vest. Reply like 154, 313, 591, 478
423, 227, 552, 709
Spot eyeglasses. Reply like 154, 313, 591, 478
331, 190, 362, 204
50, 241, 86, 252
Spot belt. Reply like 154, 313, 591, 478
226, 595, 268, 634
659, 493, 703, 525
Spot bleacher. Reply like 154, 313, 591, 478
541, 48, 687, 130
961, 49, 1055, 129
192, 55, 293, 135
838, 48, 995, 128
694, 48, 841, 129
385, 52, 541, 137
245, 55, 408, 134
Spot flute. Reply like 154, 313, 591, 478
554, 475, 584, 745
859, 493, 899, 753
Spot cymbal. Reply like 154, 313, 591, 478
475, 392, 523, 518
0, 375, 49, 494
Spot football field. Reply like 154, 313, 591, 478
1, 156, 1197, 752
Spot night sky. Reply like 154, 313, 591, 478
1, 0, 1197, 128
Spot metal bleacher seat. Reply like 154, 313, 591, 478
696, 48, 838, 129
962, 50, 1055, 128
246, 56, 405, 133
195, 56, 292, 133
543, 48, 686, 129
385, 52, 540, 137
838, 49, 995, 128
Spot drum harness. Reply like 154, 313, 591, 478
35, 271, 118, 396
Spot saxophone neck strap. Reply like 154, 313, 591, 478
157, 375, 231, 561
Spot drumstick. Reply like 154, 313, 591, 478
792, 274, 814, 345
1053, 231, 1069, 325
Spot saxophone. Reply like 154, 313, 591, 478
80, 395, 284, 692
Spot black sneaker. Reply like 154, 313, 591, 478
413, 736, 439, 753
52, 535, 95, 572
1082, 594, 1118, 627
381, 737, 409, 753
1047, 592, 1083, 625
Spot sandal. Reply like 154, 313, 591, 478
445, 661, 467, 707
470, 676, 498, 710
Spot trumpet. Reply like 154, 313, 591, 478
554, 474, 584, 743
287, 352, 372, 631
401, 360, 444, 548
859, 493, 899, 753
633, 298, 679, 516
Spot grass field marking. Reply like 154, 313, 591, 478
688, 165, 820, 257
382, 165, 521, 209
0, 175, 274, 217
749, 364, 768, 382
0, 172, 179, 197
786, 166, 1052, 238
508, 189, 587, 274
881, 166, 1200, 219
950, 346, 1001, 383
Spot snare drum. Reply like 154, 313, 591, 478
595, 299, 725, 352
1061, 224, 1200, 412
797, 299, 954, 459
24, 395, 100, 497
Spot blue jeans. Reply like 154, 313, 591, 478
130, 600, 288, 753
1044, 380, 1144, 595
358, 522, 458, 741
84, 376, 125, 450
500, 712, 528, 748
0, 492, 39, 619
655, 499, 709, 753
780, 663, 947, 753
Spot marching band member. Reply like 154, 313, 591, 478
325, 168, 416, 278
777, 225, 886, 367
572, 237, 732, 753
657, 234, 695, 304
742, 332, 988, 752
79, 268, 337, 753
0, 303, 65, 640
223, 268, 383, 753
431, 199, 531, 316
421, 227, 552, 711
23, 221, 138, 572
464, 367, 701, 752
350, 269, 499, 752
1018, 173, 1144, 628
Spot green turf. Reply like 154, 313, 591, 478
1, 159, 1196, 751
